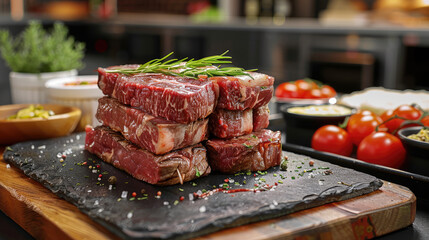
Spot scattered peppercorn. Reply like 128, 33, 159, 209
141, 189, 146, 194
157, 191, 162, 196
179, 196, 185, 201
132, 192, 137, 197
108, 176, 117, 184
309, 160, 314, 166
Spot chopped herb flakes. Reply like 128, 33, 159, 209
195, 167, 201, 177
243, 143, 252, 149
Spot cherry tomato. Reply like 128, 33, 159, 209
275, 82, 299, 98
421, 115, 429, 126
309, 88, 322, 99
295, 79, 317, 98
347, 112, 385, 146
357, 132, 406, 169
357, 109, 378, 117
275, 79, 336, 99
320, 85, 337, 98
380, 109, 394, 123
383, 105, 422, 133
311, 125, 353, 156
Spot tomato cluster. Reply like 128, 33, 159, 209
275, 79, 336, 99
311, 104, 429, 169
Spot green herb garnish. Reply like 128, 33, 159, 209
195, 167, 201, 177
243, 143, 253, 149
105, 51, 256, 79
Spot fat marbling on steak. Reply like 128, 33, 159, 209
210, 72, 274, 110
98, 66, 216, 124
205, 129, 282, 174
85, 126, 211, 185
96, 97, 208, 155
253, 104, 270, 131
209, 108, 253, 139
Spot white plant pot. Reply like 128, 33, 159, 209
9, 69, 78, 104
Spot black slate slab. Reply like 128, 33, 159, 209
3, 133, 383, 240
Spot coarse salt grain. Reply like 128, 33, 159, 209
109, 185, 113, 190
31, 145, 34, 149
121, 191, 128, 198
6, 164, 10, 169
127, 212, 133, 219
88, 190, 92, 193
38, 145, 46, 149
199, 206, 206, 213
94, 200, 99, 206
163, 201, 169, 206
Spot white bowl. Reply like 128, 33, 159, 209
45, 75, 103, 131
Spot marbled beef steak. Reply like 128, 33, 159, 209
96, 97, 208, 155
253, 104, 270, 131
98, 66, 216, 124
85, 126, 211, 185
209, 108, 253, 139
206, 129, 282, 173
210, 72, 274, 110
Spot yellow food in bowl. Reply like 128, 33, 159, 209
408, 128, 429, 142
287, 105, 352, 116
7, 105, 54, 120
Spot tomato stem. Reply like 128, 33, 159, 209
377, 103, 429, 134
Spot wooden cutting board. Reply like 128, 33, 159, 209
0, 147, 416, 240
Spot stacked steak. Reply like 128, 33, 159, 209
206, 73, 282, 173
85, 68, 213, 185
85, 62, 282, 185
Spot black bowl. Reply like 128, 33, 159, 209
280, 104, 355, 147
398, 126, 429, 175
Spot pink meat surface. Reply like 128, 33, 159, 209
205, 129, 282, 174
253, 104, 270, 131
210, 72, 274, 110
209, 108, 253, 139
98, 66, 216, 124
96, 97, 208, 155
85, 126, 211, 185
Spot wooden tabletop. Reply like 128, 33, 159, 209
0, 147, 416, 240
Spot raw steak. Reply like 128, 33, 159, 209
253, 104, 270, 131
209, 108, 253, 139
98, 66, 216, 124
96, 97, 208, 155
85, 126, 211, 185
205, 129, 282, 173
210, 72, 274, 110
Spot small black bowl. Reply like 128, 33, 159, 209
280, 104, 355, 147
398, 126, 429, 175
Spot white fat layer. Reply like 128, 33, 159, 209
235, 72, 270, 87
156, 127, 176, 154
241, 110, 253, 133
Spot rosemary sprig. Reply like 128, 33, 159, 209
105, 51, 257, 78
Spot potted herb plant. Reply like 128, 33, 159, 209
0, 21, 85, 104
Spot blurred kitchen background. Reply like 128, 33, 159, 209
1, 0, 429, 105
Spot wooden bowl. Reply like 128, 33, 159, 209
0, 104, 81, 145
